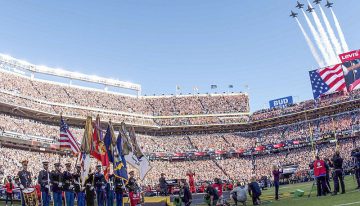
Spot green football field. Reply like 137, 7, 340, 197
198, 175, 360, 206
8, 176, 360, 206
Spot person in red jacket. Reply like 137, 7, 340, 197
186, 170, 196, 193
4, 176, 14, 206
313, 156, 328, 196
212, 178, 223, 204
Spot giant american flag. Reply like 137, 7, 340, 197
60, 117, 80, 153
309, 64, 347, 98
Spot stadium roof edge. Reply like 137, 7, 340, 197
0, 53, 141, 92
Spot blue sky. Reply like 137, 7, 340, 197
0, 0, 359, 111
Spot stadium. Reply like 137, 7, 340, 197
0, 1, 360, 206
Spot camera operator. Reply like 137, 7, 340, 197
313, 156, 328, 196
159, 173, 167, 196
351, 148, 360, 189
331, 151, 345, 195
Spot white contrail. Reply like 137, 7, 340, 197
302, 9, 330, 65
296, 18, 324, 67
307, 1, 337, 64
330, 8, 349, 52
319, 5, 342, 55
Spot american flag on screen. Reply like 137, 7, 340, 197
309, 64, 347, 99
60, 117, 80, 154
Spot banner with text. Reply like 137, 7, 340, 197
269, 96, 293, 109
339, 49, 360, 91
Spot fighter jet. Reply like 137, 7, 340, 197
313, 0, 321, 4
296, 1, 304, 9
325, 0, 333, 8
290, 11, 298, 18
306, 5, 315, 13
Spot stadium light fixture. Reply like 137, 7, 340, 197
0, 53, 141, 91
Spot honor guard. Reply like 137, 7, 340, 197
114, 174, 125, 206
50, 163, 63, 206
94, 165, 107, 206
17, 160, 32, 206
63, 163, 75, 206
106, 174, 115, 206
74, 165, 86, 206
38, 161, 51, 206
126, 171, 141, 206
85, 169, 95, 206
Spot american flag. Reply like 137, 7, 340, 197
60, 117, 80, 154
309, 64, 347, 99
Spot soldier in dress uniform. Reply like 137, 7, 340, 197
106, 174, 115, 206
114, 174, 125, 206
17, 160, 32, 206
85, 169, 95, 206
74, 165, 85, 206
50, 163, 63, 206
94, 165, 106, 206
63, 163, 75, 206
126, 171, 141, 206
38, 161, 51, 206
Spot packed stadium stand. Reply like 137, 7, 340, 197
0, 56, 360, 188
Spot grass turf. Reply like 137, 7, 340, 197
198, 175, 360, 206
8, 176, 360, 206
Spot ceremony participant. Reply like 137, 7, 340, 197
50, 163, 63, 206
204, 181, 219, 206
186, 170, 196, 193
212, 178, 223, 204
5, 175, 14, 206
272, 165, 282, 200
159, 173, 167, 196
230, 182, 247, 206
313, 156, 327, 196
351, 148, 360, 189
179, 180, 192, 206
114, 174, 125, 206
63, 163, 75, 206
85, 169, 95, 206
126, 171, 141, 206
248, 176, 261, 206
94, 165, 106, 206
106, 174, 115, 206
331, 151, 345, 195
38, 161, 51, 206
17, 160, 32, 206
74, 165, 85, 206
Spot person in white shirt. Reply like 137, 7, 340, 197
230, 182, 247, 206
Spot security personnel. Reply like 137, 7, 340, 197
38, 161, 51, 206
74, 165, 85, 206
351, 148, 360, 189
63, 163, 75, 206
94, 165, 106, 206
126, 171, 141, 206
313, 156, 327, 196
85, 169, 95, 206
106, 174, 115, 206
50, 163, 63, 206
17, 160, 32, 206
332, 151, 345, 195
114, 175, 124, 206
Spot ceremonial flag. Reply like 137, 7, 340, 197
59, 116, 80, 154
122, 123, 151, 180
104, 123, 128, 181
309, 64, 347, 98
80, 116, 93, 185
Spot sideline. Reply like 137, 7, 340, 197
333, 201, 360, 206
